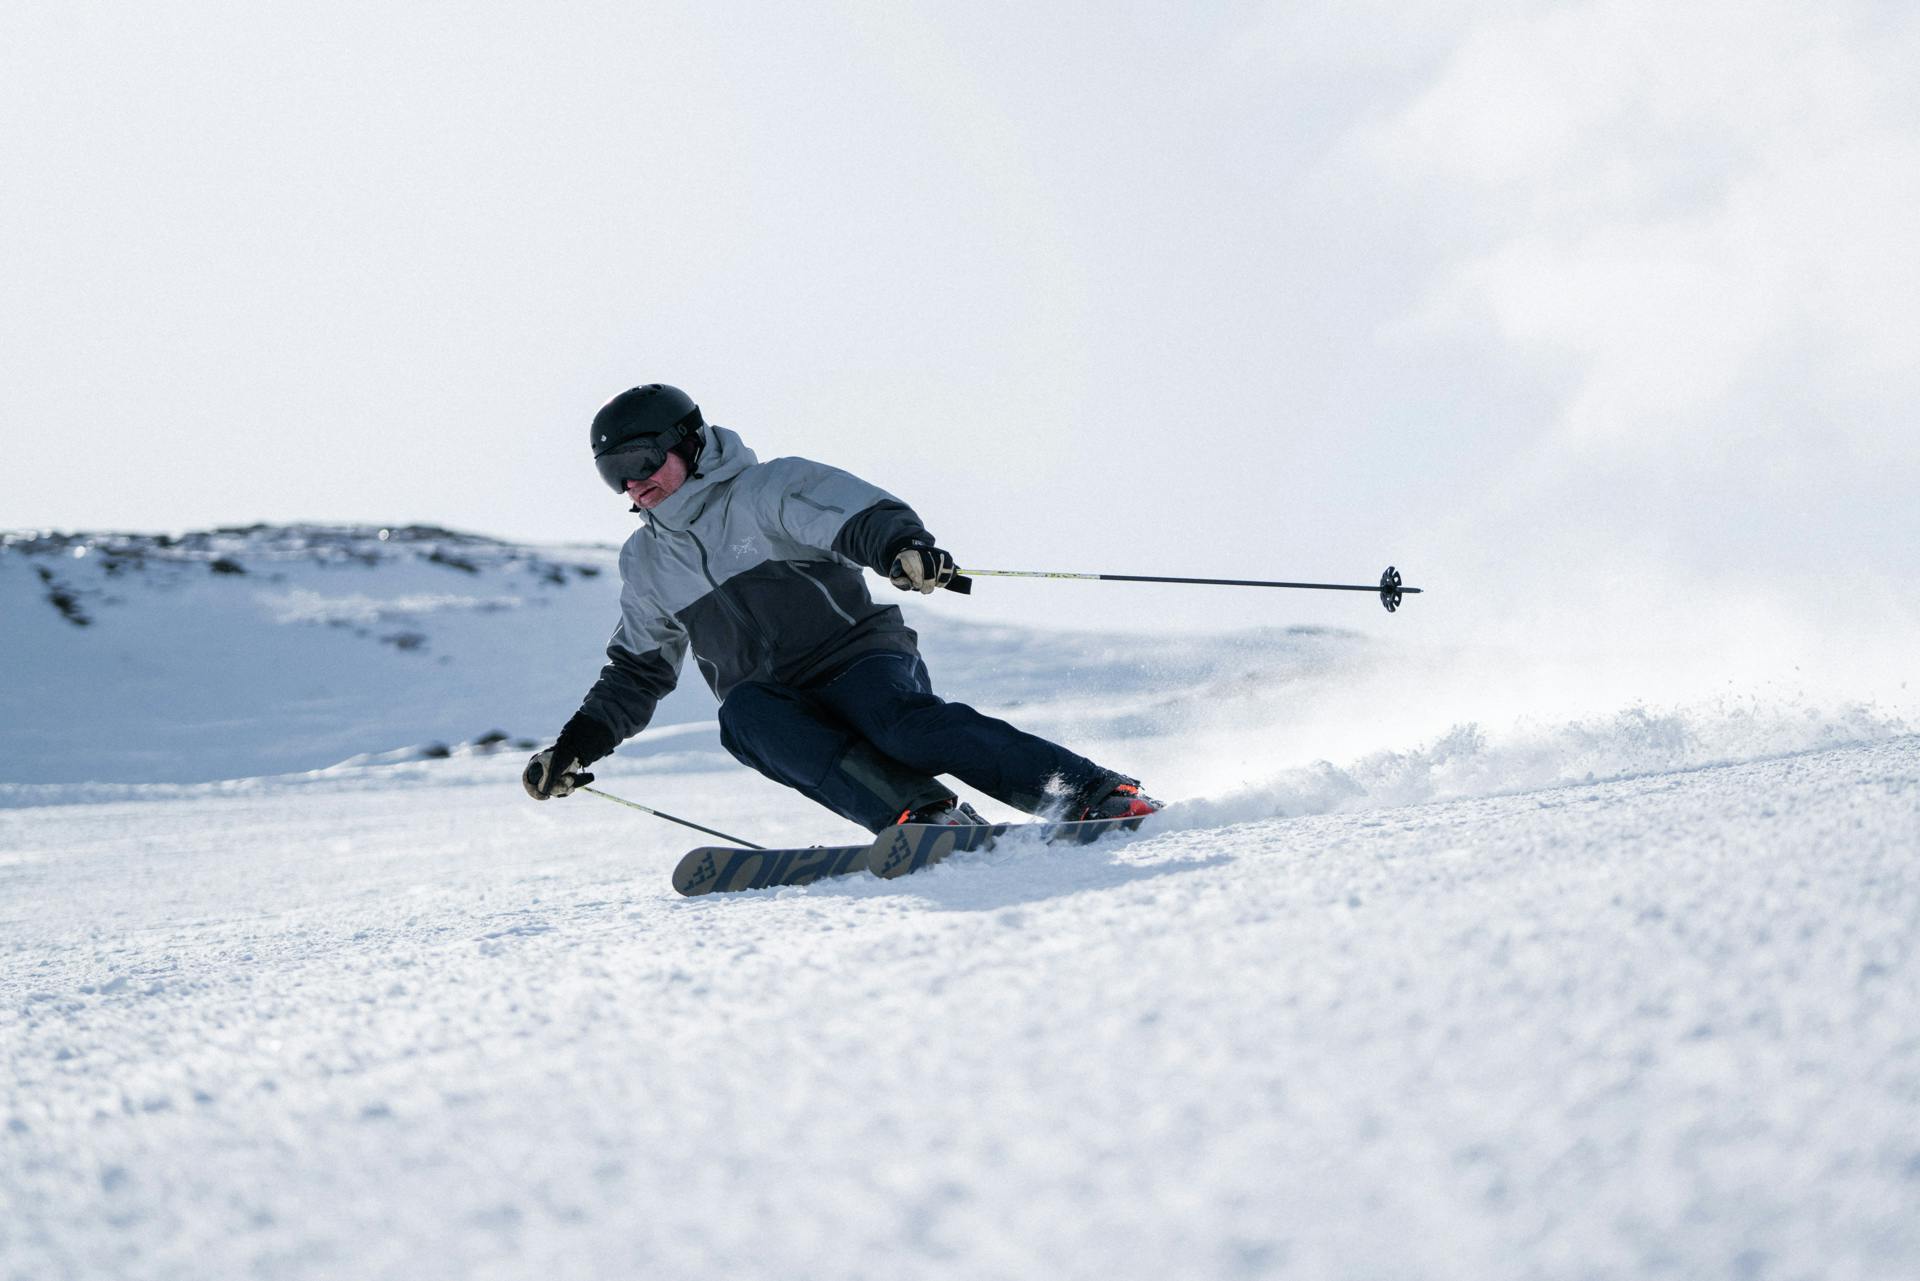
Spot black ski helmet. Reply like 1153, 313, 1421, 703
590, 384, 705, 493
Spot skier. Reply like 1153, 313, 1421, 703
522, 384, 1161, 832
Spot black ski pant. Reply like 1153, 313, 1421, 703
717, 650, 1113, 833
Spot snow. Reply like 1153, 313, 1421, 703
3, 526, 1919, 1279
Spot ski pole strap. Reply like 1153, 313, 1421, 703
944, 565, 1421, 612
580, 786, 765, 850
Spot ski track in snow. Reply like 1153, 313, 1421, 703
4, 737, 1919, 1280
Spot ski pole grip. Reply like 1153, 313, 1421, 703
944, 573, 974, 595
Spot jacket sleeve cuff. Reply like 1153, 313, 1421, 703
554, 711, 619, 768
833, 499, 929, 574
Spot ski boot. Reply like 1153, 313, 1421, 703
895, 798, 989, 827
1073, 778, 1163, 827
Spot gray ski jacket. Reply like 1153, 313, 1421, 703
563, 426, 931, 763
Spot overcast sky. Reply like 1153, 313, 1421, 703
4, 0, 1915, 648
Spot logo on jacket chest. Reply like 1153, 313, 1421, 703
728, 535, 762, 559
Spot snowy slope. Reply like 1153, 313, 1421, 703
4, 525, 1919, 1280
0, 526, 680, 783
0, 525, 1348, 788
3, 739, 1917, 1280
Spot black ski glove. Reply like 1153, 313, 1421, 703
522, 746, 591, 800
521, 713, 614, 800
889, 543, 958, 594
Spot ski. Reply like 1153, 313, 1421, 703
671, 813, 1154, 896
671, 839, 871, 896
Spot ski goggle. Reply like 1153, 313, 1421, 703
593, 418, 698, 494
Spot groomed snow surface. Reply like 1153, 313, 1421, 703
8, 743, 1920, 1280
4, 528, 1919, 1279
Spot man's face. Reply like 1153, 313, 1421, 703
623, 450, 691, 510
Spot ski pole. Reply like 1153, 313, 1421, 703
944, 564, 1422, 612
578, 783, 765, 849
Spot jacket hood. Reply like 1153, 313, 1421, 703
638, 425, 758, 529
